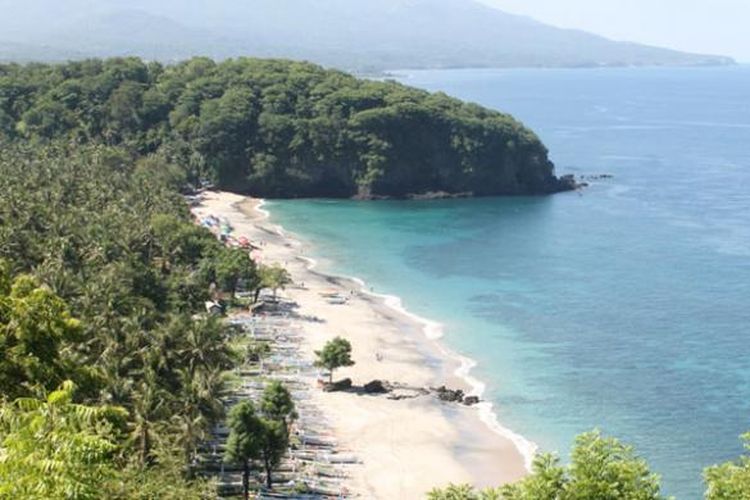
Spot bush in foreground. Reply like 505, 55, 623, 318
428, 430, 666, 500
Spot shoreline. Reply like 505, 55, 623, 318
254, 198, 538, 470
198, 191, 530, 497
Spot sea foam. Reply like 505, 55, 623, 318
255, 198, 538, 471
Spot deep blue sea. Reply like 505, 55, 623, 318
269, 66, 750, 499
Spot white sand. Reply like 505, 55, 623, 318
194, 191, 528, 499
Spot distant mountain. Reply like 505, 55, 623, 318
0, 41, 84, 63
0, 0, 735, 69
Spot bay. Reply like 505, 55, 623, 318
269, 66, 750, 499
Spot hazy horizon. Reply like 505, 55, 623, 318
0, 0, 743, 68
479, 0, 749, 62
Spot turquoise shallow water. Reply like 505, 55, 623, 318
268, 66, 750, 499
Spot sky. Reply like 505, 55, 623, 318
479, 0, 750, 62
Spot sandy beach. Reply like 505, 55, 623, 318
194, 191, 528, 499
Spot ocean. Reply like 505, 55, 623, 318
267, 66, 750, 499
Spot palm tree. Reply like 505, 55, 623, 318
128, 370, 168, 466
172, 367, 226, 472
176, 315, 235, 377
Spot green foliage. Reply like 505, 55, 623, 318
0, 143, 256, 494
0, 380, 215, 499
209, 247, 260, 296
565, 430, 664, 499
225, 400, 269, 496
112, 455, 216, 500
431, 430, 666, 500
0, 381, 125, 499
246, 340, 271, 363
225, 400, 264, 467
502, 431, 665, 500
259, 263, 292, 299
0, 268, 92, 398
314, 336, 355, 383
256, 418, 289, 489
225, 385, 295, 494
260, 380, 297, 429
499, 453, 565, 500
0, 57, 567, 198
704, 433, 750, 499
427, 483, 502, 500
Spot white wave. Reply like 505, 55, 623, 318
255, 198, 271, 220
352, 281, 539, 470
256, 198, 539, 471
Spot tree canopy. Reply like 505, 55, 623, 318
0, 268, 92, 399
225, 384, 296, 496
260, 380, 297, 428
0, 57, 574, 198
1, 56, 744, 500
0, 381, 124, 499
314, 336, 355, 383
225, 400, 265, 499
704, 433, 750, 500
259, 263, 292, 299
429, 430, 667, 500
0, 143, 252, 495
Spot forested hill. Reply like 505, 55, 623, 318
0, 0, 734, 70
0, 57, 574, 198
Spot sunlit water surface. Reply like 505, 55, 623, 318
269, 66, 750, 499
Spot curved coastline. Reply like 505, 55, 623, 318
255, 197, 538, 471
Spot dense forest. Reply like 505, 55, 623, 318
2, 57, 747, 498
0, 143, 261, 496
0, 57, 575, 198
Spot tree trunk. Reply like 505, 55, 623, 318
184, 441, 194, 480
265, 457, 273, 489
254, 287, 261, 303
329, 369, 333, 384
242, 460, 250, 500
140, 424, 150, 466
